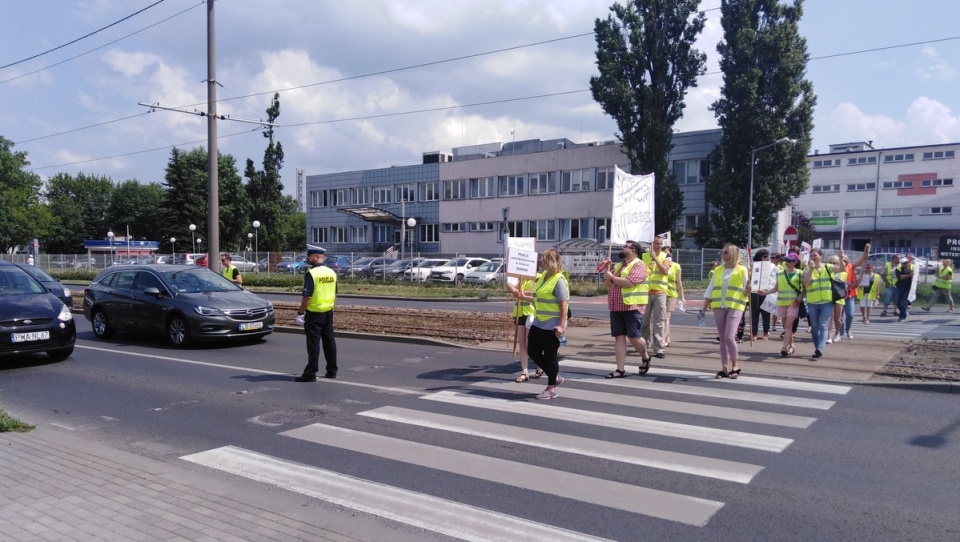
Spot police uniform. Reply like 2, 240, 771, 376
295, 247, 338, 381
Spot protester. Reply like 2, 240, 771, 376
838, 245, 871, 339
750, 249, 772, 341
518, 249, 569, 400
758, 252, 803, 357
704, 244, 749, 379
294, 245, 338, 382
803, 248, 842, 358
663, 247, 684, 348
220, 253, 242, 285
857, 263, 880, 324
880, 255, 901, 317
507, 277, 538, 382
895, 256, 914, 322
825, 255, 845, 344
923, 259, 955, 313
599, 241, 650, 378
641, 236, 671, 358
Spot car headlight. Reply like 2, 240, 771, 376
194, 305, 226, 316
63, 286, 72, 297
58, 303, 73, 322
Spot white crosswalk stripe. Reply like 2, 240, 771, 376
182, 365, 846, 537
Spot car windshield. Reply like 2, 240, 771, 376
477, 262, 500, 272
421, 260, 448, 268
352, 257, 375, 266
386, 259, 411, 268
0, 267, 46, 296
161, 268, 239, 294
450, 258, 470, 266
19, 265, 55, 282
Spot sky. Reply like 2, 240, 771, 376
2, 0, 958, 200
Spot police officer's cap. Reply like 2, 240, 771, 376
306, 244, 326, 256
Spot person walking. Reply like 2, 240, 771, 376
857, 263, 881, 323
704, 244, 749, 379
803, 248, 842, 359
599, 241, 650, 378
825, 255, 846, 343
663, 248, 684, 348
518, 249, 569, 400
508, 276, 538, 382
880, 255, 901, 317
294, 245, 339, 382
923, 259, 955, 313
895, 256, 914, 322
750, 249, 772, 341
838, 245, 870, 339
758, 252, 803, 357
220, 253, 242, 285
641, 236, 671, 359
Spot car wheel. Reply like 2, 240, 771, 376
91, 309, 116, 339
358, 270, 369, 279
167, 314, 191, 347
46, 346, 74, 361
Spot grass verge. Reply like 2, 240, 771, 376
0, 408, 35, 432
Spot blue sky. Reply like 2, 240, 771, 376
2, 0, 957, 198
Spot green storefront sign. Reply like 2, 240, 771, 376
810, 217, 838, 226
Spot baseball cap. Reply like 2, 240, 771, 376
785, 253, 800, 263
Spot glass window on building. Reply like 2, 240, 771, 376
595, 218, 611, 241
443, 179, 467, 200
396, 184, 415, 203
529, 219, 557, 241
560, 218, 586, 240
311, 227, 328, 244
373, 186, 392, 204
529, 172, 557, 194
470, 177, 496, 198
596, 167, 615, 190
561, 169, 591, 192
499, 175, 525, 197
419, 181, 440, 201
420, 224, 439, 243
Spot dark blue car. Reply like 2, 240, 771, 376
0, 261, 76, 361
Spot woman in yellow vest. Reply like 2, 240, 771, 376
802, 248, 844, 358
518, 249, 569, 400
758, 252, 803, 357
508, 276, 538, 382
923, 259, 955, 313
703, 244, 749, 379
826, 255, 846, 344
856, 263, 881, 324
663, 249, 684, 348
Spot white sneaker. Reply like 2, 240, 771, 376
536, 388, 558, 400
833, 333, 842, 342
846, 333, 853, 340
826, 338, 833, 344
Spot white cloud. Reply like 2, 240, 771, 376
915, 45, 955, 81
829, 98, 960, 148
905, 97, 960, 143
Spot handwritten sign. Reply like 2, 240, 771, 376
507, 248, 538, 281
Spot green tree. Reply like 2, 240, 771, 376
276, 195, 306, 251
792, 208, 816, 245
162, 147, 249, 253
0, 136, 53, 252
108, 180, 166, 243
45, 172, 114, 254
245, 93, 286, 256
590, 0, 706, 244
699, 0, 815, 248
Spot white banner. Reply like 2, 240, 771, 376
611, 166, 655, 244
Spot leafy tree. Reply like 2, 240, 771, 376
591, 0, 706, 244
699, 0, 815, 248
45, 172, 114, 254
162, 147, 249, 253
0, 136, 53, 253
791, 208, 816, 245
244, 93, 286, 257
108, 180, 166, 243
276, 195, 306, 251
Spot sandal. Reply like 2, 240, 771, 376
514, 372, 529, 383
715, 369, 729, 379
780, 348, 788, 357
532, 369, 544, 379
730, 368, 741, 379
606, 369, 627, 379
788, 345, 795, 355
638, 356, 652, 376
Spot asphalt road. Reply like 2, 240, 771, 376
1, 319, 958, 541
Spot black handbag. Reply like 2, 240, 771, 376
827, 268, 847, 303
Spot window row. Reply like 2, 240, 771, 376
311, 225, 441, 244
811, 178, 954, 193
811, 208, 955, 219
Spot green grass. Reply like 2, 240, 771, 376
0, 408, 34, 432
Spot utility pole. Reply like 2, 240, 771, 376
206, 0, 220, 271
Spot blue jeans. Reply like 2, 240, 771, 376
883, 286, 897, 310
840, 298, 855, 336
895, 287, 911, 320
806, 302, 833, 352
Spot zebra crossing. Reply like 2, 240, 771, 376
182, 360, 852, 540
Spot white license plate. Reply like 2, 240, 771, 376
12, 331, 50, 343
239, 321, 263, 331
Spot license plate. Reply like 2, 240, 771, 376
12, 331, 50, 343
239, 321, 263, 331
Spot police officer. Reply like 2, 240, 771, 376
294, 245, 338, 382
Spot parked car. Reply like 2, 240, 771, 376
866, 252, 939, 274
373, 258, 424, 279
177, 253, 207, 265
429, 257, 490, 285
322, 255, 353, 273
276, 254, 309, 274
82, 265, 275, 347
463, 261, 505, 286
402, 259, 451, 282
15, 263, 72, 307
226, 255, 259, 272
338, 257, 389, 278
0, 261, 76, 361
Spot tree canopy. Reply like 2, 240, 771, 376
0, 136, 53, 253
698, 0, 815, 248
591, 0, 706, 244
245, 93, 286, 255
45, 172, 114, 254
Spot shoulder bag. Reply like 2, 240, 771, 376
826, 267, 847, 303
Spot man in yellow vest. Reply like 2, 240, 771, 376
294, 245, 338, 382
879, 254, 900, 317
220, 253, 242, 285
923, 259, 955, 313
600, 240, 650, 378
641, 236, 672, 358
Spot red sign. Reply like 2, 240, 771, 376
783, 226, 799, 245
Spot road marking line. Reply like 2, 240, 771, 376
423, 391, 793, 452
182, 445, 613, 541
472, 380, 817, 428
281, 424, 724, 527
360, 406, 764, 483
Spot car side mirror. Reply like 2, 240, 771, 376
143, 287, 162, 297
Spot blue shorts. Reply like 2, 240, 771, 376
610, 311, 643, 338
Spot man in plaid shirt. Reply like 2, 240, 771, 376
600, 240, 651, 378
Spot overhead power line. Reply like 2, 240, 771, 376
0, 0, 168, 71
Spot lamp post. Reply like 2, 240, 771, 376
170, 237, 176, 262
247, 233, 253, 267
107, 231, 114, 265
252, 220, 261, 273
189, 224, 197, 254
749, 138, 797, 250
501, 207, 510, 283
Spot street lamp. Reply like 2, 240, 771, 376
247, 233, 253, 266
107, 231, 114, 265
501, 207, 510, 282
252, 220, 261, 273
170, 237, 176, 262
189, 224, 197, 253
749, 138, 797, 250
